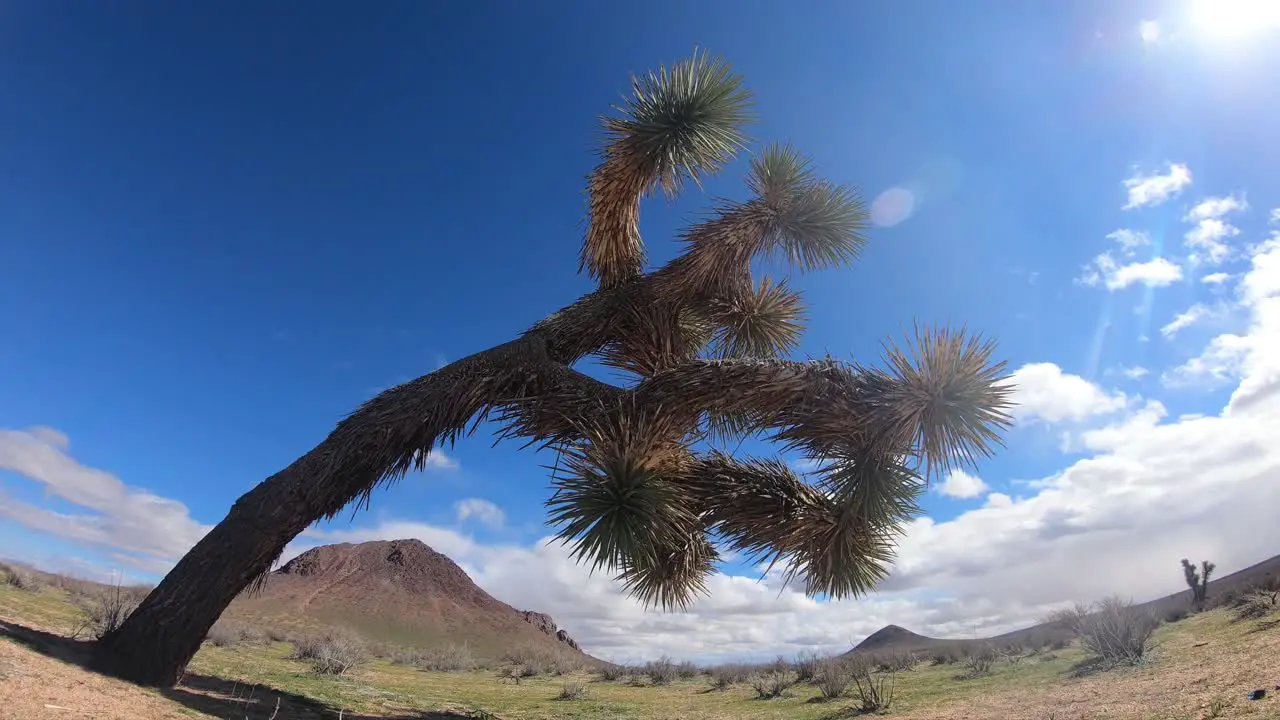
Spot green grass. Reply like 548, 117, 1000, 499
3, 578, 1279, 719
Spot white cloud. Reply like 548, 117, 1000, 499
0, 428, 211, 571
1122, 163, 1192, 210
412, 449, 459, 470
1182, 195, 1246, 266
1185, 195, 1247, 222
1008, 363, 1129, 423
1120, 365, 1149, 380
1079, 253, 1183, 290
1160, 303, 1211, 339
1162, 333, 1251, 387
1201, 272, 1232, 285
1105, 229, 1151, 256
1139, 20, 1161, 44
1184, 218, 1239, 265
453, 498, 506, 529
938, 469, 989, 499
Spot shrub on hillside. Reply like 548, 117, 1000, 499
290, 632, 369, 676
502, 643, 581, 677
393, 643, 476, 672
645, 656, 678, 685
847, 655, 894, 712
707, 663, 751, 689
1162, 605, 1190, 623
72, 584, 144, 640
2, 564, 44, 593
882, 650, 918, 672
930, 647, 960, 665
793, 650, 821, 682
597, 664, 627, 682
749, 669, 797, 699
205, 622, 241, 647
812, 658, 852, 699
676, 660, 699, 679
961, 643, 998, 677
1232, 590, 1279, 621
1055, 597, 1158, 667
556, 680, 589, 700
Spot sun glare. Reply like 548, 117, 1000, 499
1188, 0, 1280, 39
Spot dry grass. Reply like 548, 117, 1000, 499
3, 579, 1280, 719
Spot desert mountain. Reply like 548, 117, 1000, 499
222, 539, 594, 662
845, 551, 1280, 656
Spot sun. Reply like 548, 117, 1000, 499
1187, 0, 1280, 40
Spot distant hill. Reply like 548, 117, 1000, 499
844, 551, 1280, 656
221, 539, 598, 663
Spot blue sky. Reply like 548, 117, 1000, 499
3, 1, 1280, 662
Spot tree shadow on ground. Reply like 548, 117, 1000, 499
0, 620, 474, 719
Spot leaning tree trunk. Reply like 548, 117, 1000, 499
91, 462, 321, 685
91, 336, 584, 685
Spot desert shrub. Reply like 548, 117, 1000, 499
749, 669, 797, 699
962, 643, 998, 677
1162, 605, 1190, 623
1001, 643, 1025, 665
502, 644, 580, 677
1057, 597, 1158, 667
556, 680, 589, 700
847, 656, 894, 712
396, 643, 476, 672
1232, 590, 1279, 621
676, 660, 699, 679
264, 627, 289, 643
812, 658, 851, 699
1038, 652, 1059, 662
1048, 635, 1070, 650
708, 663, 750, 689
72, 584, 143, 640
205, 622, 241, 647
290, 632, 368, 676
793, 650, 821, 682
884, 650, 917, 672
597, 664, 627, 682
645, 656, 678, 685
2, 564, 44, 593
930, 647, 960, 665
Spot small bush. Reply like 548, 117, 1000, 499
645, 656, 678, 686
1059, 597, 1158, 667
793, 650, 821, 682
847, 656, 894, 712
205, 622, 241, 647
883, 650, 917, 672
597, 664, 627, 682
708, 663, 750, 690
750, 670, 797, 699
932, 647, 961, 665
72, 584, 142, 640
812, 659, 851, 699
1232, 590, 1279, 621
676, 660, 699, 679
962, 643, 998, 677
419, 644, 476, 672
556, 680, 589, 700
265, 627, 289, 643
290, 633, 368, 676
3, 565, 44, 593
1162, 605, 1190, 623
502, 644, 581, 677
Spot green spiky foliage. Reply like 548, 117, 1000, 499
96, 51, 1015, 688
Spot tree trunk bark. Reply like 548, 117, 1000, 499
91, 462, 316, 685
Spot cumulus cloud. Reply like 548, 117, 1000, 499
1183, 195, 1247, 265
1079, 253, 1183, 290
1105, 229, 1151, 256
0, 428, 211, 571
1201, 272, 1232, 285
453, 498, 506, 529
1008, 363, 1129, 423
1120, 366, 1149, 380
1122, 163, 1191, 210
937, 470, 989, 499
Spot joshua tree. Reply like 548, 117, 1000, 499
1181, 558, 1215, 607
93, 52, 1014, 686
